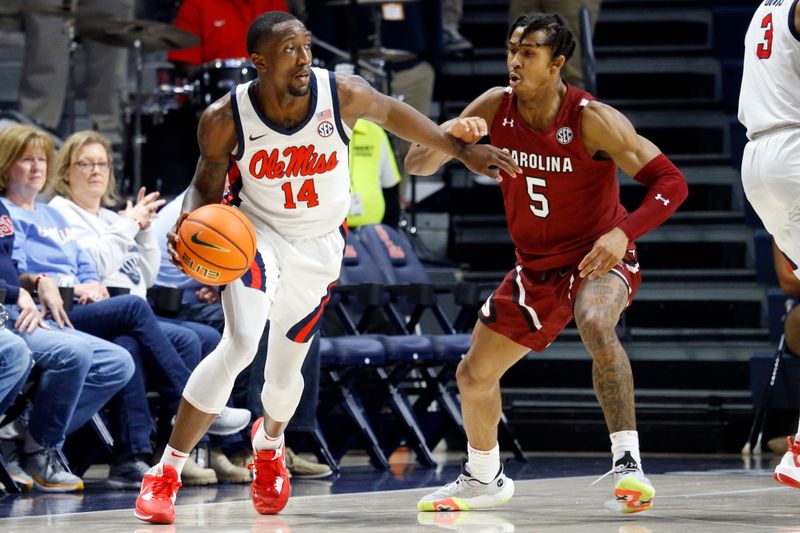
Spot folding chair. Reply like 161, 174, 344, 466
743, 297, 797, 455
318, 336, 391, 469
329, 235, 438, 467
356, 224, 527, 462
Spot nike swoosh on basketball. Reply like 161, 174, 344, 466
249, 133, 268, 141
190, 231, 231, 252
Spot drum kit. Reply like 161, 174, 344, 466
14, 0, 417, 193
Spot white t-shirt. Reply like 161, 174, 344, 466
49, 196, 160, 298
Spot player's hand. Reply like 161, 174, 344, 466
195, 286, 219, 304
446, 117, 488, 145
167, 212, 191, 270
36, 277, 73, 329
15, 287, 49, 333
578, 227, 629, 280
456, 143, 521, 182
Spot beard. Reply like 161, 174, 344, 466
288, 83, 310, 97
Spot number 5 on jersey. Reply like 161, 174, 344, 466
526, 176, 549, 218
281, 179, 319, 209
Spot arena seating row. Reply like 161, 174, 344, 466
315, 224, 526, 470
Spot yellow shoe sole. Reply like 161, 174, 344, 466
614, 477, 655, 514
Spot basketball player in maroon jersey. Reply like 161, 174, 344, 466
409, 12, 687, 513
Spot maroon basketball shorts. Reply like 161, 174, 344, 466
478, 246, 642, 351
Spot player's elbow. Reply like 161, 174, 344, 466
674, 174, 689, 207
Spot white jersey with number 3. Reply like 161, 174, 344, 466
738, 0, 800, 140
228, 67, 352, 238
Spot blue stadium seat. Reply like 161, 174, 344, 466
318, 336, 390, 469
355, 224, 526, 462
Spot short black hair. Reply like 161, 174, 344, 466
508, 12, 576, 61
246, 11, 299, 55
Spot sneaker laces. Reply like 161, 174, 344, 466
42, 448, 67, 477
591, 463, 640, 486
248, 451, 282, 491
149, 472, 182, 500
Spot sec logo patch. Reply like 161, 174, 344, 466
556, 127, 573, 145
318, 121, 334, 137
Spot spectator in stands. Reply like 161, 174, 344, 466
167, 0, 290, 78
508, 1, 603, 89
348, 119, 401, 229
19, 0, 133, 144
0, 330, 31, 420
442, 0, 472, 52
46, 130, 251, 484
307, 0, 442, 200
0, 125, 135, 491
0, 125, 249, 487
151, 191, 332, 479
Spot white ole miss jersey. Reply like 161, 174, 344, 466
226, 67, 352, 238
738, 0, 800, 140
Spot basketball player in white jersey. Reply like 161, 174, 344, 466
739, 0, 800, 488
134, 11, 521, 524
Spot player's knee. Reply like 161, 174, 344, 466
456, 358, 496, 393
574, 306, 615, 337
225, 330, 261, 365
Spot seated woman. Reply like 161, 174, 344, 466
0, 125, 248, 488
0, 126, 134, 491
47, 130, 250, 484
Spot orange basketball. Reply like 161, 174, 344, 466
175, 204, 257, 286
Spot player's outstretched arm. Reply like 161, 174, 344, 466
167, 97, 237, 267
577, 101, 688, 280
405, 87, 507, 176
336, 74, 520, 181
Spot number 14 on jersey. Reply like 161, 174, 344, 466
281, 179, 319, 209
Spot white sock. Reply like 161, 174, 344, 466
159, 445, 190, 479
793, 420, 800, 444
252, 419, 284, 451
466, 442, 500, 483
23, 432, 42, 454
610, 430, 641, 466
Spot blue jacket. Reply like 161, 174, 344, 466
0, 201, 21, 304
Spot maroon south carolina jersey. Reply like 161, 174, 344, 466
490, 83, 628, 270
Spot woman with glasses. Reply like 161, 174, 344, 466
48, 131, 252, 485
0, 125, 248, 489
0, 124, 135, 492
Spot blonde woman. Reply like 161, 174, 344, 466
0, 124, 134, 491
48, 131, 251, 485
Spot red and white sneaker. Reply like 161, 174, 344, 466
249, 417, 291, 514
134, 464, 182, 524
775, 436, 800, 488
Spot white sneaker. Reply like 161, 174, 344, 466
417, 462, 514, 512
775, 436, 800, 488
207, 407, 251, 436
594, 452, 655, 514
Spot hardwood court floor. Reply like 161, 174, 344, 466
0, 453, 797, 532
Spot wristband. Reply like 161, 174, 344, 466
34, 273, 49, 289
